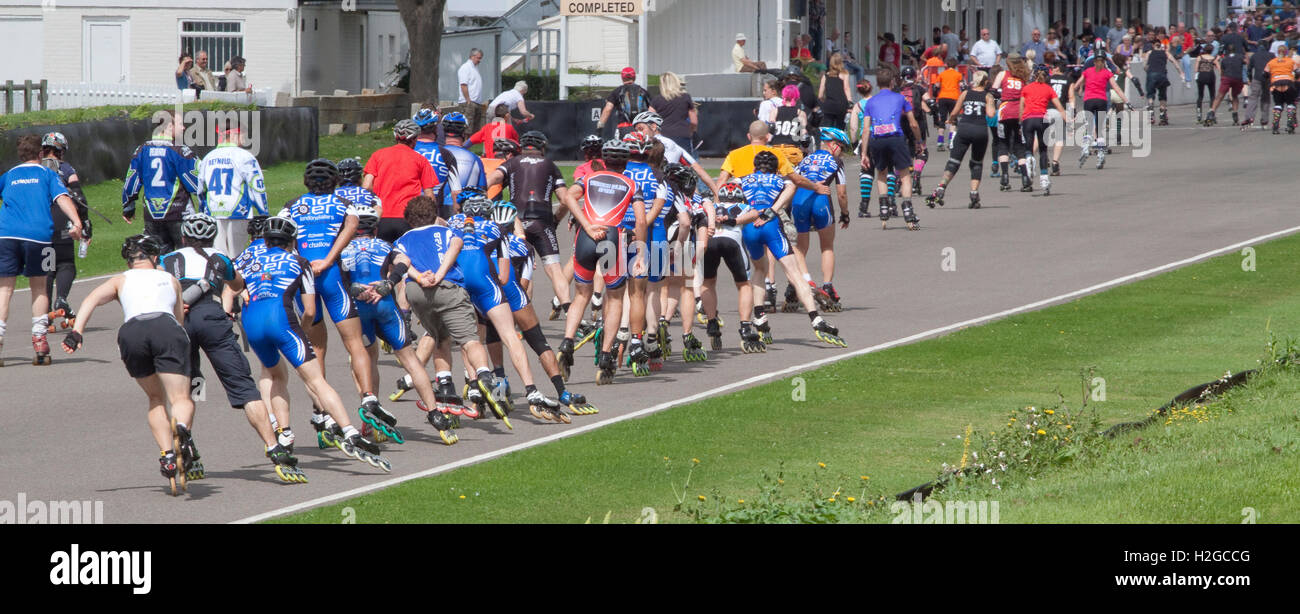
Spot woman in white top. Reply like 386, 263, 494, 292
63, 234, 199, 491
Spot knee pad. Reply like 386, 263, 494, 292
969, 161, 983, 179
916, 148, 929, 163
944, 159, 961, 175
521, 325, 551, 356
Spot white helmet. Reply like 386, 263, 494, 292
352, 205, 379, 232
632, 111, 662, 127
181, 212, 218, 241
489, 202, 518, 226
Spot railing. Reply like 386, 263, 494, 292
2, 80, 49, 114
1, 81, 275, 115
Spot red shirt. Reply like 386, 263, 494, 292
1020, 82, 1058, 119
573, 160, 600, 183
363, 143, 438, 219
469, 121, 518, 159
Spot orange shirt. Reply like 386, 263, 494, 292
1267, 57, 1297, 83
938, 68, 963, 100
482, 157, 504, 198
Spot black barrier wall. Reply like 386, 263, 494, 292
511, 99, 762, 159
0, 107, 318, 185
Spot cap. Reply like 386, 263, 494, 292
621, 66, 636, 80
736, 33, 747, 41
1007, 51, 1023, 60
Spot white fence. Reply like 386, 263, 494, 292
2, 82, 276, 114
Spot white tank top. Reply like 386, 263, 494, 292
120, 269, 178, 322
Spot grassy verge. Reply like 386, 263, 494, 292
270, 229, 1300, 524
0, 101, 255, 132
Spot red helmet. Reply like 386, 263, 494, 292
621, 131, 652, 154
621, 66, 637, 80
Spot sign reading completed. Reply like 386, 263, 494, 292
561, 1, 644, 17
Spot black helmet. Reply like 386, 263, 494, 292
493, 138, 519, 158
519, 130, 548, 151
304, 158, 339, 193
461, 196, 494, 219
247, 215, 269, 239
581, 134, 603, 158
181, 212, 219, 241
337, 157, 363, 185
121, 234, 164, 262
601, 139, 631, 164
263, 216, 299, 244
665, 163, 696, 193
901, 65, 917, 81
753, 151, 780, 174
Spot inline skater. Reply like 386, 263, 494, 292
790, 127, 851, 311
158, 213, 305, 482
363, 118, 438, 243
121, 111, 200, 253
617, 131, 667, 376
933, 58, 964, 152
197, 127, 268, 257
484, 131, 574, 322
482, 137, 517, 199
1241, 45, 1275, 131
340, 205, 458, 444
992, 54, 1030, 192
230, 216, 390, 471
660, 163, 711, 362
1070, 54, 1128, 170
633, 111, 719, 195
861, 66, 924, 230
63, 235, 206, 493
280, 159, 392, 437
927, 70, 995, 209
38, 132, 92, 330
597, 67, 652, 139
435, 112, 487, 217
0, 135, 82, 365
1046, 60, 1074, 175
1143, 41, 1185, 126
698, 182, 759, 353
739, 151, 845, 349
1265, 45, 1298, 134
897, 66, 933, 193
767, 85, 809, 169
1020, 66, 1069, 196
556, 140, 646, 386
1193, 40, 1218, 124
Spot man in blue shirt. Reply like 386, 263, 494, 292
0, 135, 83, 365
122, 111, 201, 253
862, 66, 924, 230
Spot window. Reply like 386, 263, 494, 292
179, 20, 243, 71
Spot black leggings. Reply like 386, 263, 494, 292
1272, 82, 1297, 107
995, 118, 1025, 160
1020, 117, 1051, 171
43, 242, 76, 305
1197, 73, 1216, 106
943, 125, 990, 181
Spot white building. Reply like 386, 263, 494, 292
0, 0, 409, 100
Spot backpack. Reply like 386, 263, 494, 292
616, 86, 650, 124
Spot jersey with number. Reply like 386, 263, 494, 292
198, 142, 268, 220
577, 171, 640, 227
239, 246, 315, 303
1049, 74, 1073, 106
770, 106, 803, 146
340, 236, 394, 285
279, 193, 358, 260
334, 184, 382, 217
122, 138, 200, 221
862, 90, 913, 138
739, 172, 791, 210
999, 75, 1025, 120
621, 161, 662, 229
794, 150, 844, 186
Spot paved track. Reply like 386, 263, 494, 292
3, 108, 1294, 523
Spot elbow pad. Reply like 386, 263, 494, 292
387, 262, 409, 285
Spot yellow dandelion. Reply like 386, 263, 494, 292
818, 462, 827, 468
738, 499, 745, 504
459, 495, 466, 500
692, 458, 700, 464
860, 475, 870, 481
663, 456, 669, 460
778, 479, 784, 485
1065, 424, 1072, 429
1036, 429, 1047, 435
847, 497, 856, 503
867, 500, 875, 506
828, 498, 836, 502
697, 495, 706, 501
1045, 409, 1055, 415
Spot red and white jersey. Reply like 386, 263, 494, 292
577, 171, 642, 227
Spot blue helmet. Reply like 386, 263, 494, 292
413, 108, 440, 129
442, 112, 469, 137
818, 127, 852, 149
455, 186, 487, 206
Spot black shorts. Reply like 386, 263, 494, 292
186, 305, 261, 408
377, 218, 411, 244
868, 135, 912, 174
145, 219, 183, 255
702, 234, 750, 283
522, 218, 560, 263
118, 313, 190, 379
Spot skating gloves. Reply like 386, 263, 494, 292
63, 330, 82, 352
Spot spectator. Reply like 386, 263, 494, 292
941, 25, 962, 62
597, 66, 652, 138
791, 34, 814, 63
362, 120, 439, 243
224, 56, 251, 93
1115, 35, 1136, 58
757, 78, 782, 122
468, 104, 519, 159
188, 50, 218, 91
840, 31, 867, 81
1221, 22, 1247, 55
1045, 29, 1062, 57
969, 28, 1004, 68
1081, 18, 1094, 39
487, 80, 535, 122
175, 53, 194, 90
457, 48, 486, 132
650, 71, 698, 157
732, 33, 771, 73
901, 24, 923, 62
1022, 29, 1047, 59
818, 52, 853, 130
1109, 18, 1127, 50
878, 32, 901, 68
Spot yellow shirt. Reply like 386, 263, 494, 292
720, 144, 796, 178
732, 43, 747, 72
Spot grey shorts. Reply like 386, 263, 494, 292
405, 280, 478, 347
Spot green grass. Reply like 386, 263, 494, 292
0, 101, 254, 131
269, 230, 1300, 524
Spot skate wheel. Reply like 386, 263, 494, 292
385, 427, 404, 445
554, 410, 572, 424
439, 430, 459, 445
529, 404, 548, 421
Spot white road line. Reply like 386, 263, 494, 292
232, 225, 1300, 524
13, 273, 116, 294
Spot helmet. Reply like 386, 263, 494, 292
304, 158, 339, 192
413, 108, 440, 128
393, 119, 419, 140
1032, 64, 1051, 80
41, 132, 68, 152
621, 131, 652, 155
247, 215, 269, 239
337, 157, 363, 185
632, 111, 662, 128
490, 202, 518, 226
353, 205, 379, 232
620, 66, 637, 80
461, 196, 494, 219
901, 65, 917, 81
665, 163, 696, 192
263, 215, 299, 243
581, 134, 604, 158
493, 138, 519, 158
181, 212, 219, 241
455, 186, 488, 206
717, 182, 746, 203
121, 234, 164, 262
818, 127, 852, 149
601, 139, 632, 164
519, 130, 548, 151
753, 151, 780, 174
441, 112, 469, 137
